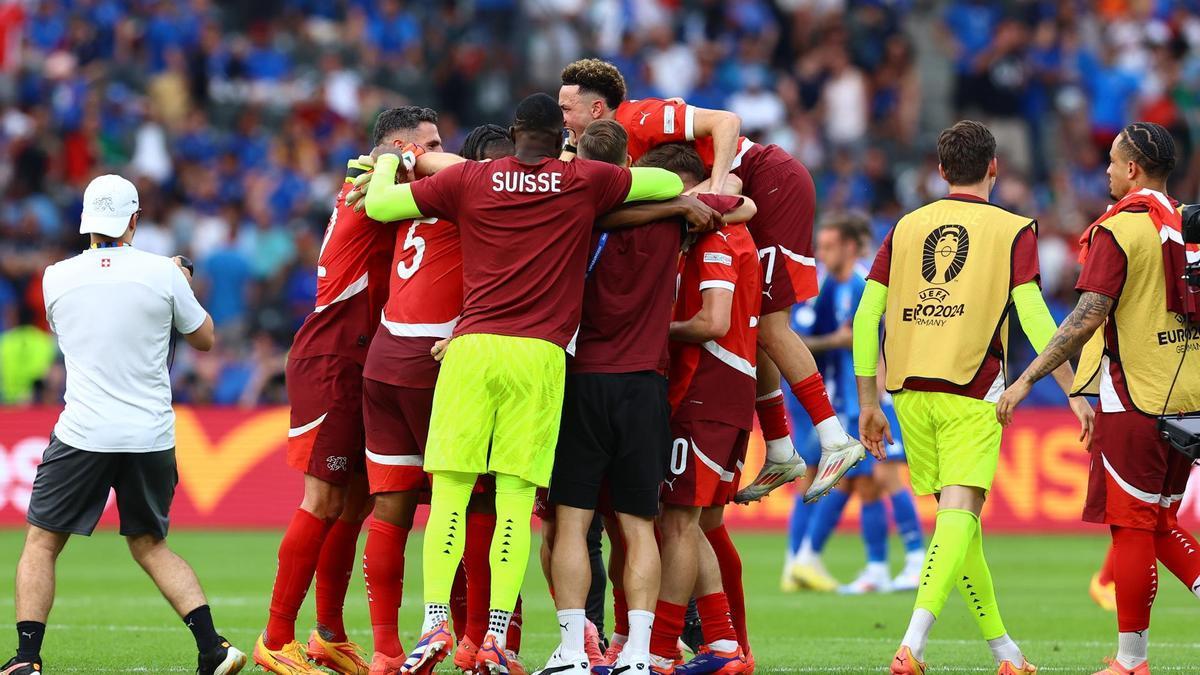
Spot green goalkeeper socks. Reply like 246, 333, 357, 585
423, 470, 477, 605
489, 472, 537, 613
957, 522, 1008, 640
914, 508, 979, 618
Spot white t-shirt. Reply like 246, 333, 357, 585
43, 246, 208, 452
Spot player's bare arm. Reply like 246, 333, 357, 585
669, 287, 733, 343
996, 291, 1114, 427
595, 194, 721, 232
802, 323, 853, 355
688, 173, 743, 197
691, 107, 741, 194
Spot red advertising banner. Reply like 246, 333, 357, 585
1, 407, 1197, 532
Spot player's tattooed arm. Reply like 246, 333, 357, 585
997, 291, 1112, 428
1021, 291, 1113, 385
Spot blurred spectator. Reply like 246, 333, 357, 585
0, 303, 56, 404
1, 0, 1198, 406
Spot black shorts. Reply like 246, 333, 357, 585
549, 371, 671, 517
26, 435, 177, 539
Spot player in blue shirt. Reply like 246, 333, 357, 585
780, 214, 925, 594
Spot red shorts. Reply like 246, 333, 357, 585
662, 418, 749, 508
744, 153, 818, 314
362, 377, 433, 494
1084, 411, 1194, 531
286, 354, 366, 485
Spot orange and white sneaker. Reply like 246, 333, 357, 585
367, 652, 406, 675
602, 638, 625, 666
253, 634, 323, 674
890, 646, 927, 675
1090, 573, 1117, 612
307, 629, 369, 675
744, 651, 756, 675
997, 659, 1038, 674
1093, 658, 1151, 675
584, 621, 606, 667
506, 650, 527, 675
475, 635, 511, 674
401, 621, 455, 675
454, 635, 480, 671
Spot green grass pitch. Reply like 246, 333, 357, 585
1, 529, 1197, 673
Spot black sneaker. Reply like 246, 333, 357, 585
681, 599, 703, 655
196, 637, 247, 675
1, 656, 41, 675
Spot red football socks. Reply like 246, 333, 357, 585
464, 512, 497, 645
649, 600, 686, 661
790, 373, 836, 425
266, 509, 334, 650
1098, 543, 1116, 586
315, 518, 364, 642
705, 525, 748, 652
695, 592, 738, 645
450, 564, 469, 640
363, 519, 410, 658
1155, 526, 1200, 593
1112, 526, 1157, 632
612, 588, 630, 636
755, 390, 791, 441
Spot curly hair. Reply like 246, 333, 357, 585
460, 124, 513, 161
561, 58, 627, 110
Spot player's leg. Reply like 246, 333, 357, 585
12, 434, 115, 672
604, 516, 630, 663
360, 378, 430, 673
782, 428, 822, 591
876, 459, 925, 591
406, 334, 498, 673
736, 356, 807, 502
1152, 452, 1200, 598
115, 446, 247, 674
840, 472, 893, 595
1090, 543, 1117, 611
476, 334, 564, 671
649, 503, 703, 671
547, 504, 599, 669
610, 512, 659, 667
264, 355, 361, 665
458, 488, 498, 669
313, 475, 370, 645
8, 526, 68, 672
701, 507, 748, 656
792, 479, 851, 593
585, 514, 609, 646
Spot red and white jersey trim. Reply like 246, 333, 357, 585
699, 280, 735, 292
288, 413, 327, 437
365, 448, 423, 466
702, 339, 756, 378
380, 314, 457, 339
683, 105, 696, 140
1102, 452, 1181, 507
1099, 355, 1126, 413
689, 437, 735, 481
315, 272, 368, 313
730, 137, 757, 171
777, 243, 816, 268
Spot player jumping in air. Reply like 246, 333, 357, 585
998, 122, 1200, 675
255, 107, 442, 675
854, 121, 1093, 675
558, 58, 866, 503
358, 93, 698, 675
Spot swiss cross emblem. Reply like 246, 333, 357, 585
101, 258, 111, 268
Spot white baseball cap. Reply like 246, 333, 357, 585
80, 174, 140, 238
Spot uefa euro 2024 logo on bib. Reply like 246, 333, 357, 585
921, 224, 969, 285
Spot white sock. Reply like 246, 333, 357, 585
556, 608, 586, 653
488, 609, 513, 650
422, 603, 449, 634
708, 638, 739, 653
1116, 630, 1148, 669
815, 417, 850, 448
1190, 574, 1200, 600
900, 608, 936, 661
625, 610, 654, 656
765, 436, 796, 463
987, 634, 1024, 665
796, 539, 817, 565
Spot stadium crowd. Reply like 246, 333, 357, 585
1, 0, 1200, 407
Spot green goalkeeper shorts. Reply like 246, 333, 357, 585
424, 333, 565, 487
892, 390, 1002, 496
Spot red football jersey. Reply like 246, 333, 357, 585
409, 156, 633, 349
290, 172, 397, 365
363, 215, 464, 389
614, 99, 767, 177
668, 223, 762, 429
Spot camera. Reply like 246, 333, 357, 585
1184, 203, 1200, 244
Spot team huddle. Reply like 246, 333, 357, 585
250, 59, 1200, 675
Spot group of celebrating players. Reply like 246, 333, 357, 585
250, 56, 1200, 675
